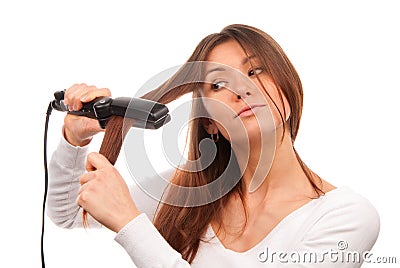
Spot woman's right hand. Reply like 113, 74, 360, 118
63, 83, 111, 146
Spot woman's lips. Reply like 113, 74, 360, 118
236, 104, 266, 118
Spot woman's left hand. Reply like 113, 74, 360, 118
77, 152, 141, 232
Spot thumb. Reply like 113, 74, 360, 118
86, 152, 112, 171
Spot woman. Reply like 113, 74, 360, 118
48, 24, 379, 267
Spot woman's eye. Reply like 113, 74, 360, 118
248, 67, 263, 76
211, 81, 227, 90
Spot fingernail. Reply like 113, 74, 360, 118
80, 95, 88, 102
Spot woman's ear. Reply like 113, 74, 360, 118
279, 88, 291, 121
200, 118, 218, 134
284, 101, 291, 121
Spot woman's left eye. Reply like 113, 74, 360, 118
248, 67, 263, 76
211, 81, 227, 91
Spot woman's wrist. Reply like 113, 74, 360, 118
63, 126, 92, 147
114, 208, 142, 233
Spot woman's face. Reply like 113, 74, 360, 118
200, 40, 290, 144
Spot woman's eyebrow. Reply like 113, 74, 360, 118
205, 55, 257, 77
205, 67, 226, 77
242, 54, 256, 65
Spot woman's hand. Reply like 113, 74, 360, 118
77, 152, 141, 233
63, 83, 111, 146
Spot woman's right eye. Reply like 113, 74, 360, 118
211, 81, 227, 91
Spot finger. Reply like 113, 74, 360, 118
80, 87, 111, 103
64, 83, 83, 104
78, 177, 96, 195
76, 193, 88, 209
86, 152, 112, 172
79, 171, 96, 185
69, 85, 98, 111
76, 195, 81, 207
78, 180, 88, 193
64, 83, 86, 108
65, 85, 111, 111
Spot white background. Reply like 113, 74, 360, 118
0, 0, 399, 267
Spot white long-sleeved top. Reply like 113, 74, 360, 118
47, 137, 380, 267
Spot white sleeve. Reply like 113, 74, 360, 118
294, 193, 380, 268
47, 135, 101, 228
115, 213, 190, 268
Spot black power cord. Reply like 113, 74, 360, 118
42, 102, 53, 268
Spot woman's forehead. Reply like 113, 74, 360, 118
206, 41, 254, 64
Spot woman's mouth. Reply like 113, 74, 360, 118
235, 104, 266, 118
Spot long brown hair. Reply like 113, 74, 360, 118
136, 24, 325, 263
82, 115, 135, 226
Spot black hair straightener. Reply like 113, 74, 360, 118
51, 90, 171, 129
42, 90, 171, 268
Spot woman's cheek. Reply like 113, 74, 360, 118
259, 79, 291, 127
201, 97, 239, 139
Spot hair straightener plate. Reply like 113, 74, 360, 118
51, 90, 171, 129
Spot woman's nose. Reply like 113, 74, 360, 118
236, 90, 251, 100
232, 77, 254, 101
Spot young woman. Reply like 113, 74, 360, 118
48, 24, 379, 267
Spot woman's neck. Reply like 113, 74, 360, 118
233, 127, 317, 206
